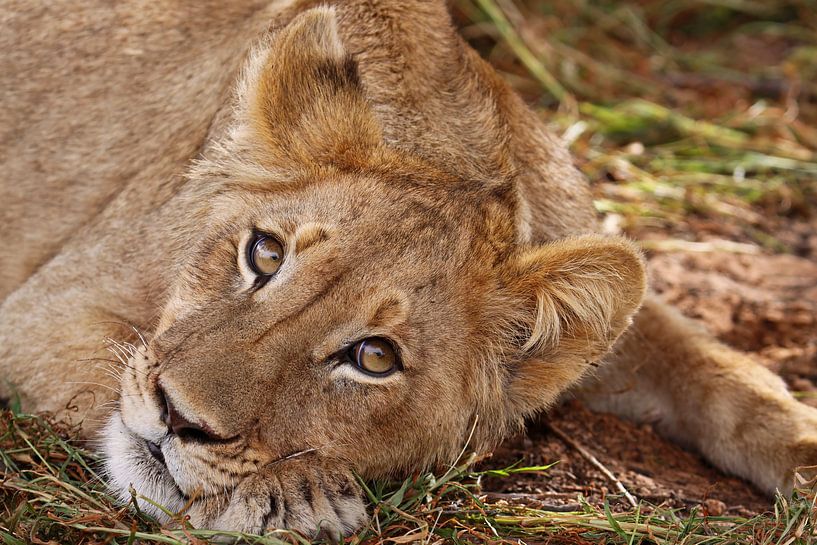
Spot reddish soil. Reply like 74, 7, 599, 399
484, 216, 817, 516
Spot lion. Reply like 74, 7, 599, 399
1, 0, 815, 539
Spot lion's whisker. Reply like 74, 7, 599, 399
104, 337, 136, 358
132, 325, 149, 350
65, 381, 120, 395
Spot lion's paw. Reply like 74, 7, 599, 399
790, 436, 817, 491
209, 457, 367, 541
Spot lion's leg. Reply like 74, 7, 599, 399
0, 251, 148, 435
576, 294, 817, 494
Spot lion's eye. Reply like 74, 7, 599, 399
350, 338, 399, 375
248, 234, 284, 276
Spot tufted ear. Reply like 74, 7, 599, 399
501, 235, 647, 416
250, 7, 381, 165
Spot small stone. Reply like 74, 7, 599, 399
790, 377, 815, 392
703, 498, 727, 516
601, 213, 624, 235
624, 142, 645, 155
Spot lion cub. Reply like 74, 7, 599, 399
1, 0, 815, 538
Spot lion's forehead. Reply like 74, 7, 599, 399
241, 175, 515, 266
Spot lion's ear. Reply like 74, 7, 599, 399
250, 7, 380, 165
501, 235, 646, 416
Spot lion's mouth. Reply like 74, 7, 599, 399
101, 411, 188, 520
140, 438, 191, 502
146, 439, 166, 466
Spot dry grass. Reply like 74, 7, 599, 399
452, 0, 817, 250
2, 409, 816, 544
3, 0, 817, 543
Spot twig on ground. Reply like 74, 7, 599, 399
482, 492, 583, 512
547, 423, 639, 508
473, 0, 568, 103
640, 238, 762, 254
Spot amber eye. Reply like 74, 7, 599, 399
350, 338, 399, 376
248, 234, 284, 276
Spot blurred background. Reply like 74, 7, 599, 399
448, 0, 817, 515
449, 0, 816, 246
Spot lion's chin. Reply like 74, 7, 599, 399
101, 411, 187, 520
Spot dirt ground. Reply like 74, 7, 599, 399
483, 214, 817, 517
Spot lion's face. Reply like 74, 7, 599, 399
105, 167, 515, 513
102, 8, 646, 521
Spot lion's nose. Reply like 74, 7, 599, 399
157, 383, 222, 442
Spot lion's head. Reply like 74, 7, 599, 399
102, 7, 646, 523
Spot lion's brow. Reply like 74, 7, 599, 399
294, 223, 333, 254
367, 294, 409, 330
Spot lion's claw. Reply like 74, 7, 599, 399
206, 458, 367, 540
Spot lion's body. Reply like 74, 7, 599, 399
1, 0, 592, 411
1, 0, 815, 537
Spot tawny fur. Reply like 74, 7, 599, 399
1, 0, 815, 538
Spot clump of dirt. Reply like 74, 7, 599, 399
486, 402, 769, 516
486, 223, 817, 516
